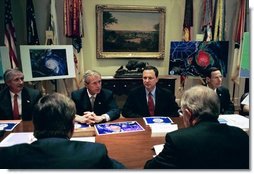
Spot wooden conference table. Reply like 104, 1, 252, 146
0, 117, 184, 169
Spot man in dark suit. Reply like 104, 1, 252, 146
205, 67, 234, 114
0, 93, 125, 169
71, 70, 120, 124
122, 65, 179, 117
0, 69, 42, 120
144, 85, 249, 169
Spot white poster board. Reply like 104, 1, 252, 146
20, 45, 76, 82
0, 47, 11, 84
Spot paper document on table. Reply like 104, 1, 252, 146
218, 114, 249, 131
153, 144, 164, 155
143, 117, 173, 125
0, 120, 21, 131
150, 124, 178, 137
0, 132, 35, 147
71, 137, 95, 142
0, 132, 96, 147
95, 121, 145, 135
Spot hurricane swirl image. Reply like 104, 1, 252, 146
30, 49, 68, 78
169, 41, 229, 77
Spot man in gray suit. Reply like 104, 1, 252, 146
0, 69, 42, 120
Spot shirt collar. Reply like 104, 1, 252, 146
87, 89, 97, 98
146, 87, 156, 96
10, 91, 21, 98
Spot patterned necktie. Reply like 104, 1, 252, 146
148, 92, 154, 116
13, 94, 19, 119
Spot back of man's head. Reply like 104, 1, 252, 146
181, 85, 220, 120
32, 93, 76, 139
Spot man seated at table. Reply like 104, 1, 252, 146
0, 93, 125, 169
0, 68, 42, 120
71, 70, 120, 125
122, 65, 179, 117
144, 85, 249, 169
205, 67, 234, 114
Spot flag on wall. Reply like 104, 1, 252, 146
213, 0, 226, 41
4, 0, 18, 68
64, 0, 84, 52
231, 0, 247, 84
64, 0, 84, 89
202, 0, 213, 41
26, 0, 40, 45
181, 0, 193, 89
182, 0, 193, 41
50, 0, 59, 44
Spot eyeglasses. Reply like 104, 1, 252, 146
178, 109, 183, 116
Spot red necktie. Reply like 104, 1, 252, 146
148, 92, 154, 116
13, 94, 19, 119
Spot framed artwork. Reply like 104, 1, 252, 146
20, 45, 75, 82
169, 41, 229, 78
96, 5, 166, 59
0, 47, 11, 84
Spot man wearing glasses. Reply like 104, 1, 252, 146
144, 85, 249, 169
122, 65, 179, 118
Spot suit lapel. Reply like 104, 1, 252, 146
21, 88, 31, 116
3, 89, 13, 118
81, 89, 93, 111
94, 91, 106, 111
216, 87, 223, 99
140, 88, 150, 114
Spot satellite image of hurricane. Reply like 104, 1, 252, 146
29, 49, 68, 78
169, 41, 229, 77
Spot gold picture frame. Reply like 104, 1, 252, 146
96, 5, 166, 59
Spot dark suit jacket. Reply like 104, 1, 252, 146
71, 88, 120, 121
122, 86, 179, 117
217, 86, 235, 114
144, 120, 249, 169
0, 87, 42, 120
0, 137, 125, 169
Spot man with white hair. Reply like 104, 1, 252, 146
144, 85, 249, 169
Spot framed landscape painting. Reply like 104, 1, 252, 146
20, 45, 75, 82
96, 5, 166, 59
